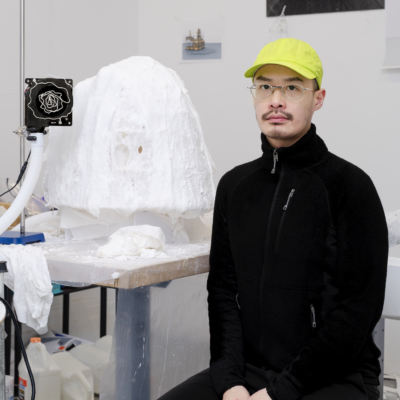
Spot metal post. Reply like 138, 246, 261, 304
4, 287, 11, 377
115, 288, 119, 314
0, 262, 8, 400
14, 322, 21, 399
100, 288, 107, 337
373, 318, 385, 400
20, 0, 26, 236
62, 294, 70, 334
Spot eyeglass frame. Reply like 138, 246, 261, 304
247, 83, 316, 100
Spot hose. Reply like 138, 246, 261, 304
0, 133, 43, 235
0, 296, 36, 399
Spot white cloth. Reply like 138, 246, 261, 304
12, 210, 64, 238
0, 245, 53, 334
97, 225, 166, 258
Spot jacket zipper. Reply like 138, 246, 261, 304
259, 163, 284, 355
310, 304, 317, 334
271, 149, 278, 174
283, 189, 295, 210
274, 188, 295, 253
236, 293, 240, 310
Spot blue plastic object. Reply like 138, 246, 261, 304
52, 283, 63, 294
0, 231, 45, 245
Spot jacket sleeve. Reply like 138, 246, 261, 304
265, 170, 389, 400
207, 172, 246, 397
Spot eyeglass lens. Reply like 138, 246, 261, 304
251, 84, 304, 100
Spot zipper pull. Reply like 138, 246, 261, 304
236, 293, 241, 310
310, 304, 316, 328
283, 189, 295, 210
271, 149, 278, 174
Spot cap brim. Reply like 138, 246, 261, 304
244, 60, 317, 81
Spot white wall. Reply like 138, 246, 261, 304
0, 0, 138, 345
2, 0, 400, 377
0, 0, 139, 200
137, 0, 400, 376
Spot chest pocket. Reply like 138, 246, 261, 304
265, 178, 331, 289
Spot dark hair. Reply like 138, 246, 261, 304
313, 79, 319, 91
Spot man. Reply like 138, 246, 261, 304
158, 38, 388, 400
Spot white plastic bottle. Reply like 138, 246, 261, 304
69, 344, 109, 395
5, 375, 13, 400
18, 337, 61, 400
52, 352, 94, 400
93, 335, 112, 355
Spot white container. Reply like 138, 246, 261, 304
93, 335, 112, 355
6, 375, 13, 400
69, 344, 109, 394
18, 337, 61, 400
52, 352, 94, 400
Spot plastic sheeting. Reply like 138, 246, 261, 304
100, 272, 210, 400
386, 210, 400, 248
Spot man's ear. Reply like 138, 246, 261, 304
314, 89, 326, 110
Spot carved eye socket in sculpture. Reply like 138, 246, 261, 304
138, 146, 143, 153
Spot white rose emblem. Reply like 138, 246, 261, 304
38, 90, 67, 114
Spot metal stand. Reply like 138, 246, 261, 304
19, 0, 25, 237
0, 262, 8, 400
4, 288, 11, 378
7, 285, 110, 396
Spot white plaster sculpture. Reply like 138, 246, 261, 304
43, 56, 216, 241
97, 225, 166, 259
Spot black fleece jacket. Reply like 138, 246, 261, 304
206, 123, 389, 400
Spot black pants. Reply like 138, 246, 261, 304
158, 362, 381, 400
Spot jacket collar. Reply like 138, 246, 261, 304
260, 123, 329, 173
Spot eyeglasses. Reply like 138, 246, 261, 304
248, 83, 315, 100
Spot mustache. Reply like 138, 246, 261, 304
262, 111, 292, 121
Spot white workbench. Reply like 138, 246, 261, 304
34, 237, 211, 288
34, 236, 212, 400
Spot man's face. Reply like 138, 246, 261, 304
253, 64, 325, 145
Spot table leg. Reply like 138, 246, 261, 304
100, 288, 107, 337
100, 275, 210, 400
13, 321, 21, 398
4, 286, 11, 376
114, 286, 152, 399
63, 293, 70, 334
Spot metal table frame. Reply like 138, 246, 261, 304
4, 285, 113, 397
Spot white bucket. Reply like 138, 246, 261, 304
93, 335, 112, 355
18, 338, 61, 400
69, 344, 109, 394
52, 352, 94, 400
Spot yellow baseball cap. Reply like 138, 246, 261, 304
244, 38, 323, 89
